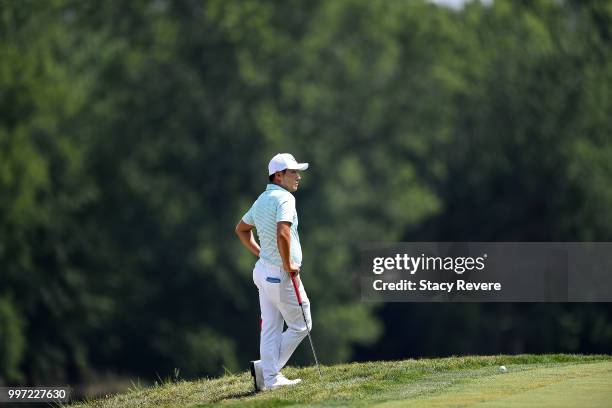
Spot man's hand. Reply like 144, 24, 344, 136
284, 263, 300, 277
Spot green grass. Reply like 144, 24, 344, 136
70, 354, 612, 408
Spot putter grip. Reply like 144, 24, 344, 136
290, 274, 303, 305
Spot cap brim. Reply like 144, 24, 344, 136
288, 163, 309, 171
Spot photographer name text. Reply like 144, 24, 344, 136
371, 253, 501, 293
372, 279, 501, 292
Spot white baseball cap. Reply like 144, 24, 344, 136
268, 153, 309, 176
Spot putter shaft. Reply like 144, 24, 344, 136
291, 274, 322, 378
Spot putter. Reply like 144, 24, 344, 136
290, 273, 322, 379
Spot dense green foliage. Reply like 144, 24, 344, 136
1, 0, 612, 387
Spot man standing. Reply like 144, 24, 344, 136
235, 153, 312, 391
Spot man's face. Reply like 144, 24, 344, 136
278, 169, 301, 192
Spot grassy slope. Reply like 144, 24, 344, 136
71, 355, 612, 408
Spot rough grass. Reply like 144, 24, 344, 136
70, 354, 612, 408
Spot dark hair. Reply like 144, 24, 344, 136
268, 169, 286, 182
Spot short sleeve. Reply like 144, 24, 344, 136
242, 207, 255, 225
276, 196, 295, 224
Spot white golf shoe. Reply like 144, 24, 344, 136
267, 373, 302, 390
249, 360, 265, 392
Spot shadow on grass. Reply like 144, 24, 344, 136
207, 389, 258, 404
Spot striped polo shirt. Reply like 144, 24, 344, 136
242, 184, 302, 268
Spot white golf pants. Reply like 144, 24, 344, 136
253, 258, 312, 386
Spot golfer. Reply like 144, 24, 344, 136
235, 153, 312, 391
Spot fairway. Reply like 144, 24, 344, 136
71, 355, 612, 408
375, 362, 612, 407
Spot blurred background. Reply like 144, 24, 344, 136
1, 0, 612, 399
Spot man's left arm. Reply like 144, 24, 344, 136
235, 220, 260, 257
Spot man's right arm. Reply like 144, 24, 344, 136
277, 221, 299, 276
